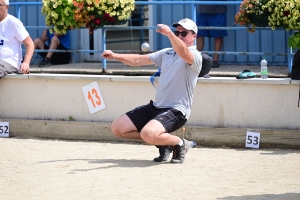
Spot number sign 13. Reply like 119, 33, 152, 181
82, 81, 106, 114
0, 122, 9, 138
245, 131, 260, 149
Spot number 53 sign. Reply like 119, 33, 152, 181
245, 131, 260, 149
82, 81, 106, 114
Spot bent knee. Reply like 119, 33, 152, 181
140, 131, 156, 145
50, 36, 60, 44
33, 38, 42, 45
111, 121, 123, 137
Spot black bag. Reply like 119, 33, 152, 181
199, 53, 212, 77
291, 50, 300, 80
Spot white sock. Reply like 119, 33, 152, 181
177, 138, 183, 146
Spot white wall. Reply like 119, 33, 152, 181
1, 74, 300, 130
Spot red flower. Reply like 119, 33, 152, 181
108, 17, 115, 23
283, 11, 290, 17
93, 18, 101, 25
104, 13, 110, 19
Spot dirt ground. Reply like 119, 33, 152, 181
1, 137, 300, 200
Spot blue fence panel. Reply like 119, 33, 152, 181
153, 0, 194, 50
8, 1, 295, 71
152, 0, 291, 66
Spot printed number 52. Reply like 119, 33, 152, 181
247, 135, 259, 145
88, 88, 101, 108
0, 126, 8, 134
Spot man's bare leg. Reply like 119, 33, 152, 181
214, 37, 223, 62
111, 114, 143, 140
196, 36, 204, 51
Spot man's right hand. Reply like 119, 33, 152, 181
102, 50, 115, 60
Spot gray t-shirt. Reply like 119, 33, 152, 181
148, 46, 202, 119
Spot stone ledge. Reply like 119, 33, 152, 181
5, 74, 294, 85
27, 63, 289, 78
3, 119, 300, 149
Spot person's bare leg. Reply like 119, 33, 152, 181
196, 36, 204, 51
33, 38, 45, 49
140, 119, 181, 146
141, 120, 194, 163
214, 37, 223, 61
46, 36, 60, 59
112, 114, 193, 163
111, 114, 143, 140
111, 114, 181, 145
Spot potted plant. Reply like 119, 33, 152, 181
41, 0, 135, 34
235, 0, 300, 50
234, 0, 270, 33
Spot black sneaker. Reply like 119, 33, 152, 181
211, 61, 220, 68
170, 138, 196, 164
153, 145, 172, 162
39, 57, 51, 67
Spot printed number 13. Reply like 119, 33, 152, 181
88, 88, 101, 108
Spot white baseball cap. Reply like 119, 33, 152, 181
172, 18, 198, 34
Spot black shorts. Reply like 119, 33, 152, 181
38, 43, 71, 65
126, 100, 187, 133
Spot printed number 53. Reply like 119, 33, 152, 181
247, 135, 259, 145
88, 88, 101, 108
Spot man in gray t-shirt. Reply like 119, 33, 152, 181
197, 3, 228, 68
102, 18, 202, 164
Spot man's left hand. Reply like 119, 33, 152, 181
20, 62, 30, 74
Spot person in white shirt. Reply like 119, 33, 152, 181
0, 0, 34, 78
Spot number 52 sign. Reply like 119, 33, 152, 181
0, 122, 9, 138
82, 81, 106, 114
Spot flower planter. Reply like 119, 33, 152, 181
42, 0, 135, 34
248, 12, 270, 27
112, 18, 127, 25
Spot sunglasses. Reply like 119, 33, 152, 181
174, 31, 193, 37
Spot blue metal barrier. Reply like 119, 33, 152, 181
9, 1, 293, 73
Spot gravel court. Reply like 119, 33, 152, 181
0, 137, 300, 200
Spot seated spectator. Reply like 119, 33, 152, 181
33, 28, 71, 67
0, 0, 34, 79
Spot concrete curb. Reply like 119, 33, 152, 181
3, 119, 300, 149
28, 68, 288, 78
28, 63, 289, 78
